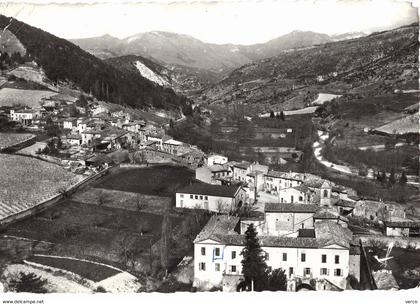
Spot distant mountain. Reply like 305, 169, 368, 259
0, 15, 189, 110
202, 23, 419, 115
71, 30, 336, 73
105, 55, 220, 96
330, 32, 367, 42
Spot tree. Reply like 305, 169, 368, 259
161, 208, 171, 278
280, 111, 285, 121
388, 168, 396, 186
240, 224, 268, 291
8, 272, 48, 293
267, 268, 287, 291
399, 171, 407, 186
270, 111, 275, 118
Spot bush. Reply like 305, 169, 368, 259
8, 272, 47, 293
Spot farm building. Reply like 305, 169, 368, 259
383, 220, 420, 237
175, 184, 246, 213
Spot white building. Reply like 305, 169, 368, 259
196, 165, 231, 185
193, 215, 354, 291
176, 184, 246, 213
10, 108, 41, 126
206, 154, 228, 166
264, 171, 305, 193
162, 139, 183, 155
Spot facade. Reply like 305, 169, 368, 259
10, 109, 41, 126
232, 162, 251, 182
264, 171, 304, 193
176, 184, 246, 212
193, 216, 351, 291
383, 221, 420, 237
278, 185, 312, 204
162, 139, 183, 155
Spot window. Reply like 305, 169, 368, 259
320, 268, 328, 276
299, 196, 303, 202
232, 251, 236, 259
291, 195, 294, 203
334, 269, 342, 276
282, 253, 287, 261
322, 254, 327, 263
230, 265, 237, 273
267, 266, 272, 272
281, 198, 284, 203
215, 263, 220, 272
214, 248, 220, 257
335, 255, 340, 264
304, 268, 311, 276
201, 247, 206, 256
265, 252, 269, 261
205, 196, 208, 200
323, 189, 328, 198
180, 194, 184, 198
190, 195, 193, 199
289, 267, 294, 277
199, 262, 206, 271
301, 253, 306, 262
195, 195, 198, 199
200, 195, 203, 200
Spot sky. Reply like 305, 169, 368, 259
0, 0, 418, 45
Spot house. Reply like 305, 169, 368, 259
162, 139, 183, 155
206, 154, 228, 166
64, 134, 82, 146
278, 185, 313, 204
193, 215, 354, 291
232, 161, 251, 182
383, 220, 420, 237
81, 129, 102, 145
196, 165, 231, 185
263, 203, 319, 236
62, 117, 78, 130
10, 108, 41, 126
264, 171, 305, 193
176, 184, 246, 213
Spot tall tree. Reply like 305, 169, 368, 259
161, 208, 171, 277
270, 111, 275, 118
399, 171, 408, 186
267, 268, 288, 291
240, 224, 268, 291
388, 168, 396, 186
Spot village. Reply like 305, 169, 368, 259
0, 86, 419, 293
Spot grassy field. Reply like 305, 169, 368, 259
0, 88, 56, 107
5, 200, 181, 249
27, 255, 121, 282
93, 166, 195, 197
366, 246, 420, 289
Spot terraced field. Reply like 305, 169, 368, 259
0, 154, 83, 221
374, 113, 419, 135
0, 132, 35, 151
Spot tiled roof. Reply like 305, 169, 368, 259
265, 203, 319, 213
208, 164, 229, 172
334, 199, 357, 208
194, 215, 240, 243
298, 229, 316, 238
314, 221, 352, 248
177, 184, 241, 198
234, 161, 251, 170
314, 209, 349, 222
384, 220, 420, 228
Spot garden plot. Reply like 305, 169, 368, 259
0, 88, 56, 107
0, 154, 83, 221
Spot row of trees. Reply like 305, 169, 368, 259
376, 169, 407, 187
